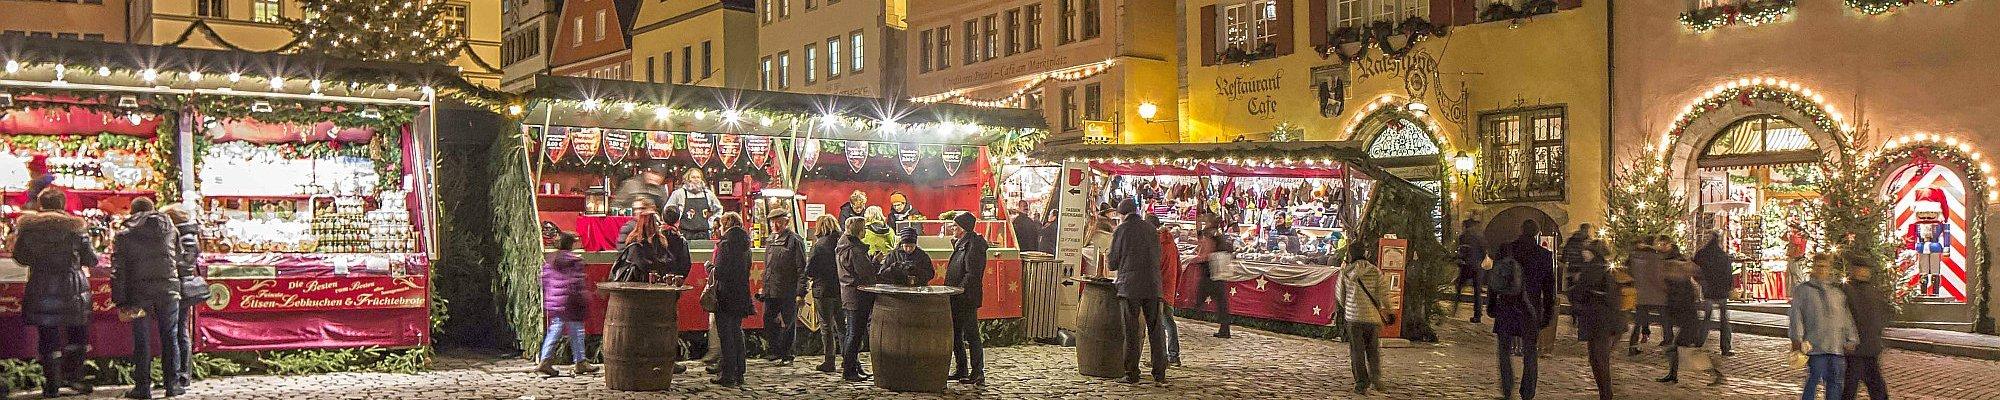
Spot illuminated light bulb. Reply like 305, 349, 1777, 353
620, 102, 636, 113
187, 70, 203, 82
820, 114, 840, 126
386, 82, 399, 91
653, 107, 670, 120
1945, 137, 1960, 146
1811, 93, 1825, 103
759, 116, 773, 127
225, 72, 242, 83
694, 110, 707, 120
581, 98, 602, 110
1737, 78, 1751, 87
96, 66, 110, 76
420, 86, 435, 97
269, 77, 285, 90
722, 110, 742, 123
507, 104, 524, 115
309, 79, 323, 93
2, 60, 17, 74
141, 69, 158, 82
879, 120, 901, 131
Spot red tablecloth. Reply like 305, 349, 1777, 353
575, 215, 635, 252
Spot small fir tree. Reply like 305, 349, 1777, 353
1804, 127, 1902, 302
1607, 146, 1690, 259
286, 0, 461, 64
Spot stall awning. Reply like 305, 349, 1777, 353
523, 76, 1047, 131
1089, 162, 1348, 178
1036, 140, 1432, 197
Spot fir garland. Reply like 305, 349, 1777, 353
1680, 0, 1795, 32
1847, 0, 1961, 15
1669, 84, 1846, 142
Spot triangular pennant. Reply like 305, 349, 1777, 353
899, 143, 920, 175
646, 131, 673, 159
746, 136, 772, 167
604, 130, 631, 160
845, 140, 867, 173
942, 146, 964, 176
688, 133, 714, 166
799, 138, 822, 168
542, 126, 570, 163
570, 128, 603, 161
717, 134, 742, 166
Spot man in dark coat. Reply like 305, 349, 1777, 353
708, 216, 755, 387
834, 216, 881, 381
759, 212, 808, 365
111, 198, 186, 399
1010, 203, 1042, 253
1489, 220, 1555, 400
881, 228, 935, 286
1842, 256, 1891, 400
17, 190, 97, 398
1692, 231, 1736, 355
1107, 199, 1166, 384
1456, 219, 1487, 323
944, 213, 989, 384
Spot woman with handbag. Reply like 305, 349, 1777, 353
706, 212, 755, 387
161, 204, 210, 391
1338, 243, 1389, 395
17, 189, 98, 398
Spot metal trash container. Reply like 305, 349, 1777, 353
1019, 251, 1062, 340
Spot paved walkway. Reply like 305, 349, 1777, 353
14, 309, 2000, 399
1725, 305, 2000, 361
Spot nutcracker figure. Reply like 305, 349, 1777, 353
1904, 188, 1951, 297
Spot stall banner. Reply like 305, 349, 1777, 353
942, 146, 965, 176
845, 140, 868, 172
899, 143, 921, 175
717, 134, 742, 166
191, 275, 430, 351
205, 117, 375, 144
746, 135, 772, 167
200, 276, 429, 313
542, 126, 570, 162
689, 133, 714, 166
799, 138, 822, 167
0, 106, 164, 137
646, 131, 674, 159
604, 130, 631, 160
570, 128, 603, 161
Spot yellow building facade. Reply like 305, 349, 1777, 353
630, 0, 760, 89
126, 0, 506, 88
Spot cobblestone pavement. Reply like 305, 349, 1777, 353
16, 308, 2000, 399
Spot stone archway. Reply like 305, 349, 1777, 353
1658, 84, 1849, 215
1483, 205, 1559, 245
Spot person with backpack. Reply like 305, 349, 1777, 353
1567, 239, 1624, 400
1488, 220, 1555, 400
1339, 243, 1389, 395
1456, 219, 1487, 323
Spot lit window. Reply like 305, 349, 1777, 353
806, 44, 818, 84
850, 31, 864, 73
761, 56, 773, 89
572, 18, 582, 46
1220, 1, 1278, 53
827, 37, 842, 78
595, 10, 606, 41
1480, 106, 1568, 202
1333, 0, 1430, 30
1024, 5, 1042, 51
778, 51, 791, 88
253, 0, 282, 23
441, 2, 470, 38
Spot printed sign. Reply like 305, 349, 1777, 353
604, 130, 631, 160
845, 140, 868, 173
799, 138, 822, 168
646, 131, 674, 159
942, 146, 965, 176
899, 144, 921, 175
542, 126, 570, 162
1376, 237, 1409, 339
717, 134, 742, 166
688, 133, 714, 166
746, 135, 772, 167
201, 277, 429, 313
1054, 161, 1092, 278
570, 128, 603, 160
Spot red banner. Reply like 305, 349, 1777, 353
646, 131, 673, 159
746, 135, 772, 167
1171, 273, 1340, 326
845, 140, 867, 173
689, 133, 713, 166
543, 127, 570, 162
204, 117, 375, 144
604, 130, 631, 161
899, 144, 920, 175
0, 107, 162, 137
200, 276, 429, 314
570, 128, 603, 161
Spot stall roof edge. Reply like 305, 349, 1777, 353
0, 35, 471, 90
1034, 140, 1438, 200
522, 75, 1048, 130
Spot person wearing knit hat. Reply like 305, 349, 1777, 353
944, 210, 990, 384
881, 228, 934, 287
1108, 196, 1167, 384
888, 191, 920, 230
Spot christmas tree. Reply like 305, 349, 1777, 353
1804, 127, 1899, 299
1606, 146, 1690, 259
286, 0, 462, 64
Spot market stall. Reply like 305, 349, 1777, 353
513, 76, 1046, 337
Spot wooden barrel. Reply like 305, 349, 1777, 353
598, 282, 688, 391
1075, 278, 1125, 378
863, 284, 963, 393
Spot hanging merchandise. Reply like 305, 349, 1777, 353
542, 126, 570, 162
845, 140, 868, 173
899, 143, 920, 175
717, 134, 742, 166
688, 132, 714, 166
799, 138, 821, 168
570, 127, 602, 161
941, 146, 965, 176
746, 135, 772, 167
603, 130, 631, 161
646, 131, 674, 160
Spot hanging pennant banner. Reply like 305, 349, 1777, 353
646, 131, 674, 160
688, 133, 714, 166
941, 146, 964, 176
845, 140, 868, 173
542, 126, 570, 163
799, 138, 822, 168
899, 143, 921, 175
717, 134, 743, 166
604, 130, 631, 160
570, 128, 603, 161
746, 136, 772, 167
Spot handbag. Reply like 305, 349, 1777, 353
698, 263, 718, 313
1355, 270, 1398, 326
179, 275, 212, 303
607, 243, 644, 283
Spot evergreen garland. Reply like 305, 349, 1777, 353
285, 0, 461, 64
1607, 149, 1690, 258
493, 120, 553, 354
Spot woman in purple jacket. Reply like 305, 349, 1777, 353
537, 232, 597, 376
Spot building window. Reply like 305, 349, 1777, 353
850, 31, 864, 73
1081, 0, 1100, 40
1058, 0, 1075, 43
779, 0, 791, 18
935, 27, 949, 70
663, 51, 674, 84
919, 30, 934, 73
683, 45, 694, 83
1060, 86, 1079, 131
777, 51, 791, 89
827, 37, 842, 78
646, 57, 656, 82
962, 21, 978, 64
82, 33, 104, 41
253, 0, 282, 23
1005, 9, 1021, 55
805, 44, 818, 84
701, 41, 713, 79
441, 2, 470, 38
595, 10, 607, 41
197, 0, 226, 18
1479, 106, 1567, 203
807, 0, 817, 10
571, 18, 582, 46
983, 15, 998, 60
1221, 1, 1278, 54
761, 56, 773, 89
1333, 0, 1429, 30
502, 27, 542, 64
1024, 5, 1042, 51
763, 0, 775, 23
1083, 83, 1102, 122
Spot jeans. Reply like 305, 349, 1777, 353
129, 300, 187, 393
950, 303, 983, 379
1160, 304, 1181, 364
1497, 332, 1540, 400
1803, 354, 1846, 400
1586, 334, 1615, 400
1842, 355, 1887, 400
538, 316, 587, 363
1701, 299, 1733, 353
1121, 298, 1166, 378
35, 325, 89, 391
1191, 279, 1230, 335
841, 306, 875, 375
703, 314, 720, 364
1346, 323, 1382, 392
815, 296, 843, 367
761, 297, 799, 360
172, 305, 195, 387
715, 313, 747, 382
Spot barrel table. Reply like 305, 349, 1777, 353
861, 284, 964, 393
1074, 277, 1125, 378
597, 282, 690, 391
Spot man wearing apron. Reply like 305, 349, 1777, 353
669, 168, 724, 241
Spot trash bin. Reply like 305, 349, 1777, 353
1020, 251, 1062, 340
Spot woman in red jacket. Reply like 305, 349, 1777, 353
1147, 215, 1183, 366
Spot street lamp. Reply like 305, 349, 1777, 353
1452, 151, 1475, 174
1137, 101, 1174, 123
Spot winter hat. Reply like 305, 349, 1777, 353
1117, 198, 1138, 215
953, 212, 977, 231
898, 227, 920, 245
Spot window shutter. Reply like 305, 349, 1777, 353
1557, 0, 1582, 10
1200, 5, 1217, 66
1274, 0, 1294, 56
1432, 0, 1474, 26
1308, 0, 1327, 49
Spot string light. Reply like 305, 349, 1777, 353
910, 59, 1118, 107
2, 60, 17, 74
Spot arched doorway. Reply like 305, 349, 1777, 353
1357, 110, 1445, 238
1484, 205, 1558, 246
1689, 115, 1827, 301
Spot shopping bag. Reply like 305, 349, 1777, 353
1679, 346, 1715, 372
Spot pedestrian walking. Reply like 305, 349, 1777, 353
945, 212, 989, 385
805, 215, 846, 374
759, 211, 808, 365
1791, 254, 1859, 400
881, 228, 936, 286
1560, 224, 1607, 296
111, 198, 187, 399
1489, 220, 1555, 400
537, 232, 597, 377
708, 213, 755, 387
1456, 219, 1487, 323
1149, 215, 1183, 367
835, 216, 881, 382
18, 190, 97, 398
1107, 199, 1167, 384
1339, 244, 1388, 395
1693, 231, 1736, 355
1657, 258, 1724, 386
615, 163, 670, 208
1186, 209, 1233, 338
1567, 241, 1625, 400
1842, 255, 1891, 400
1627, 236, 1669, 355
160, 204, 207, 391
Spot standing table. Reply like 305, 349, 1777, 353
861, 284, 964, 393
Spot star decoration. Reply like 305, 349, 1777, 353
1254, 277, 1269, 291
1312, 306, 1323, 315
1281, 292, 1293, 303
1228, 287, 1238, 296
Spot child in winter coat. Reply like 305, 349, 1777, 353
538, 232, 596, 376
